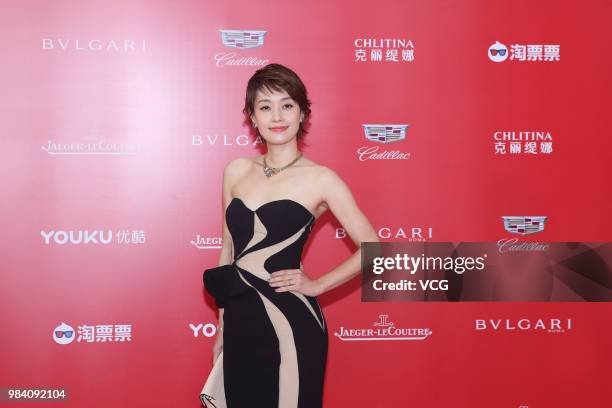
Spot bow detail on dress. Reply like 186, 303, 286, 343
203, 262, 252, 308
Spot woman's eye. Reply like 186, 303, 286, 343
259, 104, 293, 111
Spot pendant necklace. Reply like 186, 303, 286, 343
263, 152, 303, 178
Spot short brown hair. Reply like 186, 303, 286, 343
243, 63, 312, 141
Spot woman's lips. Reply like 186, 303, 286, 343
269, 126, 289, 132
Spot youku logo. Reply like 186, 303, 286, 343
214, 29, 270, 68
40, 230, 147, 245
357, 124, 411, 161
334, 314, 432, 341
189, 323, 218, 338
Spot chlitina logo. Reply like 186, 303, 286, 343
502, 216, 547, 235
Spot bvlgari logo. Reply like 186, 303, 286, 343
357, 124, 411, 161
41, 39, 146, 52
502, 216, 547, 235
334, 314, 432, 341
190, 235, 222, 249
336, 226, 433, 241
214, 29, 270, 68
475, 318, 572, 333
191, 133, 264, 147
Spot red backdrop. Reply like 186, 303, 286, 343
2, 0, 611, 407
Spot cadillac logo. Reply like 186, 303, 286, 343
363, 124, 409, 144
219, 30, 267, 49
502, 216, 547, 235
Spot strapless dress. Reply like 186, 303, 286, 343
202, 197, 328, 408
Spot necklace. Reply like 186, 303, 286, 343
263, 152, 303, 178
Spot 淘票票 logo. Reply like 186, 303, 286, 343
53, 322, 133, 344
53, 322, 75, 345
488, 41, 560, 62
488, 41, 508, 62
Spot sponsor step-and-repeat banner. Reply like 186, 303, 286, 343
2, 1, 611, 407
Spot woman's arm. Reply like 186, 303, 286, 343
268, 166, 380, 296
314, 167, 379, 295
211, 159, 246, 361
215, 159, 244, 323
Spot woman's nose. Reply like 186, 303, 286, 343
272, 105, 282, 121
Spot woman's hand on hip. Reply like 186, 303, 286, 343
268, 267, 322, 297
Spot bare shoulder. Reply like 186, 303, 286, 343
224, 157, 255, 178
297, 156, 327, 173
312, 163, 344, 186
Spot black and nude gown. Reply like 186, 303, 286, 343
202, 197, 328, 408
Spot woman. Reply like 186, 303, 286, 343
202, 63, 379, 408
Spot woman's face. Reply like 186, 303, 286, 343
251, 88, 304, 145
